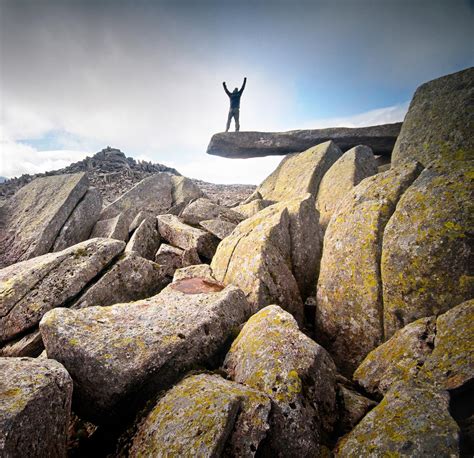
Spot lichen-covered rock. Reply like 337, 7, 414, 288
40, 281, 251, 423
0, 173, 89, 268
0, 329, 43, 357
382, 160, 474, 337
72, 252, 168, 309
181, 197, 244, 225
91, 212, 129, 241
200, 218, 236, 240
224, 305, 337, 456
155, 243, 200, 277
337, 385, 377, 434
233, 199, 271, 218
170, 175, 204, 208
125, 217, 161, 260
256, 140, 343, 202
52, 187, 102, 252
392, 67, 474, 166
335, 382, 460, 457
0, 238, 125, 343
129, 373, 271, 457
353, 317, 436, 397
157, 214, 219, 260
315, 162, 423, 375
173, 264, 215, 282
211, 194, 320, 324
0, 357, 73, 457
316, 145, 377, 231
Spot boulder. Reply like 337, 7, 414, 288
224, 305, 337, 456
211, 194, 320, 324
128, 210, 154, 234
0, 238, 124, 343
0, 173, 89, 268
0, 330, 43, 357
157, 214, 219, 260
233, 199, 271, 218
170, 175, 205, 208
173, 264, 215, 282
392, 67, 474, 166
207, 123, 402, 159
337, 385, 377, 434
52, 187, 102, 252
316, 145, 377, 231
256, 141, 343, 202
125, 217, 161, 260
0, 357, 73, 457
40, 281, 251, 424
181, 197, 244, 225
315, 162, 423, 375
72, 252, 168, 309
200, 218, 236, 240
155, 243, 187, 277
381, 160, 474, 338
129, 374, 271, 457
335, 382, 460, 457
91, 213, 129, 241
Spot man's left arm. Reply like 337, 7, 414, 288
239, 77, 247, 94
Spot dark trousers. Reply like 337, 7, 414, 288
226, 108, 240, 132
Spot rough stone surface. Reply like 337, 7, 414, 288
337, 385, 377, 434
382, 160, 474, 338
316, 145, 377, 231
157, 214, 219, 260
256, 140, 343, 202
52, 187, 102, 252
0, 357, 73, 457
211, 194, 320, 324
40, 282, 251, 424
0, 330, 43, 357
181, 197, 244, 225
125, 217, 161, 260
353, 317, 436, 397
72, 252, 168, 309
155, 243, 186, 277
207, 123, 402, 158
91, 212, 129, 241
170, 175, 204, 208
200, 218, 236, 240
129, 374, 271, 457
392, 67, 474, 166
0, 173, 89, 268
233, 199, 270, 218
224, 305, 337, 456
0, 238, 125, 343
173, 264, 215, 282
315, 162, 423, 375
335, 382, 460, 457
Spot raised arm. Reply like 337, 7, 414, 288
239, 77, 247, 94
222, 82, 231, 96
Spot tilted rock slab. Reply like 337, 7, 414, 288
200, 218, 237, 240
316, 145, 377, 231
91, 212, 129, 241
337, 384, 377, 434
0, 330, 43, 357
129, 373, 271, 457
181, 197, 244, 225
392, 67, 474, 166
206, 123, 402, 159
125, 217, 161, 260
211, 194, 320, 324
0, 237, 125, 343
40, 280, 251, 424
224, 305, 337, 456
173, 264, 215, 282
315, 162, 423, 375
0, 357, 73, 457
0, 173, 89, 268
382, 160, 474, 338
233, 199, 271, 218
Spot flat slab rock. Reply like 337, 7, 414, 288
40, 280, 251, 424
0, 357, 73, 457
207, 123, 402, 158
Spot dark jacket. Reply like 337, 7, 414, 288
223, 78, 246, 109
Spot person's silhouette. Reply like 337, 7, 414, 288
223, 77, 247, 132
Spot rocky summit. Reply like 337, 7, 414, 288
0, 67, 473, 457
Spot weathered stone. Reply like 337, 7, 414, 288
224, 305, 337, 456
211, 194, 320, 324
382, 160, 474, 337
170, 175, 204, 207
157, 214, 219, 260
129, 374, 271, 457
337, 385, 377, 434
0, 173, 89, 268
155, 243, 185, 277
207, 123, 402, 159
0, 330, 43, 357
354, 317, 436, 397
52, 187, 102, 252
72, 252, 168, 309
233, 199, 271, 218
315, 162, 423, 375
40, 281, 251, 423
0, 357, 73, 457
91, 212, 129, 241
335, 382, 460, 457
392, 67, 474, 166
200, 218, 236, 240
173, 264, 215, 282
125, 217, 161, 260
128, 210, 154, 234
256, 141, 343, 202
316, 145, 377, 231
0, 238, 124, 343
181, 197, 244, 225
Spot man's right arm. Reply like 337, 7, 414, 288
223, 82, 231, 96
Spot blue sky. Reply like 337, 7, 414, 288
1, 0, 473, 183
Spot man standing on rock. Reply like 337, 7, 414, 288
223, 77, 246, 132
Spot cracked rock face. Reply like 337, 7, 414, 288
181, 197, 244, 225
125, 217, 161, 260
